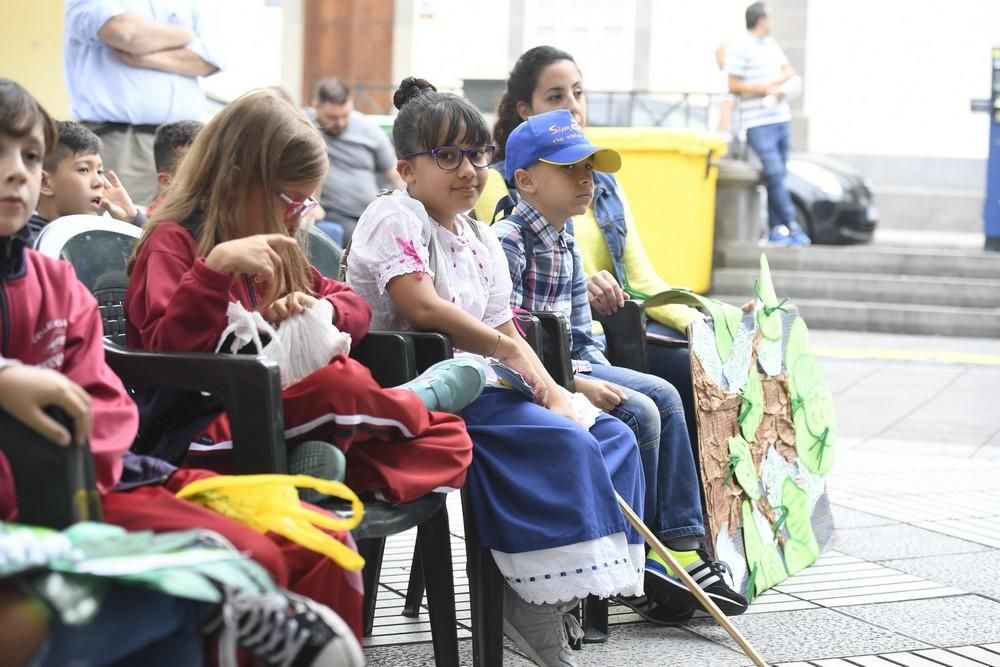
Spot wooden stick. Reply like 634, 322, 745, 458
616, 492, 768, 667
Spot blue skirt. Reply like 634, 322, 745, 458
460, 387, 645, 554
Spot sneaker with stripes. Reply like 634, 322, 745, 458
645, 552, 749, 617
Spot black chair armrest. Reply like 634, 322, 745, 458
104, 342, 287, 474
351, 332, 417, 388
406, 332, 453, 372
529, 311, 575, 390
0, 408, 102, 528
594, 300, 649, 372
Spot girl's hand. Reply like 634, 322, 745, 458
575, 375, 627, 412
262, 292, 320, 324
0, 366, 92, 446
205, 234, 299, 281
545, 388, 580, 424
493, 336, 544, 402
587, 270, 626, 316
100, 170, 138, 222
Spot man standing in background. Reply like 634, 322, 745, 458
727, 1, 809, 246
64, 0, 221, 205
310, 77, 404, 245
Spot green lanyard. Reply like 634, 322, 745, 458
619, 263, 654, 301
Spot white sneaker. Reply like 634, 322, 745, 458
502, 586, 580, 667
210, 589, 364, 667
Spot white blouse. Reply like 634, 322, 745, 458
347, 190, 514, 335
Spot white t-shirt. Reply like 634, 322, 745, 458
725, 32, 792, 130
346, 191, 514, 366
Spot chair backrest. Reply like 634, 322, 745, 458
34, 216, 142, 346
302, 223, 344, 279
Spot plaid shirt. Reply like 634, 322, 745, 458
493, 200, 609, 366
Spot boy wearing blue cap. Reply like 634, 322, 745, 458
494, 109, 748, 623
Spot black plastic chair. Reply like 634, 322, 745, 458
0, 407, 102, 529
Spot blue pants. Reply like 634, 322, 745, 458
747, 121, 796, 230
586, 362, 705, 544
31, 584, 210, 667
461, 388, 645, 553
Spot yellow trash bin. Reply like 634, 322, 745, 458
585, 128, 727, 294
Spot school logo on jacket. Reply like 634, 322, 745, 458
33, 319, 67, 370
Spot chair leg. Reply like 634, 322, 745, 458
462, 491, 504, 667
418, 505, 459, 667
402, 543, 425, 618
357, 537, 387, 637
582, 595, 609, 644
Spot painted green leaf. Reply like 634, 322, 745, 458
739, 368, 765, 443
780, 477, 821, 575
790, 354, 825, 402
758, 254, 779, 305
740, 501, 788, 599
785, 317, 811, 377
804, 385, 838, 446
794, 401, 835, 475
728, 436, 761, 500
643, 289, 746, 363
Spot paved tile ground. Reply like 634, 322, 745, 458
363, 330, 1000, 666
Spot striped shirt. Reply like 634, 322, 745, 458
493, 200, 609, 367
725, 33, 791, 130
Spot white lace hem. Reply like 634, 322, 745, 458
491, 535, 645, 605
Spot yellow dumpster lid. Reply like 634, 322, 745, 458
585, 127, 728, 157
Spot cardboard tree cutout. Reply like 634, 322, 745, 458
656, 253, 836, 601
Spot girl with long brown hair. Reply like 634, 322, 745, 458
126, 88, 481, 507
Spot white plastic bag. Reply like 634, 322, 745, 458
214, 300, 350, 388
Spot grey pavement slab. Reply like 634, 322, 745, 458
837, 595, 1000, 646
822, 363, 964, 441
835, 523, 993, 562
820, 359, 884, 395
575, 624, 749, 667
363, 638, 536, 667
882, 550, 1000, 601
810, 330, 1000, 356
683, 607, 931, 663
881, 368, 1000, 446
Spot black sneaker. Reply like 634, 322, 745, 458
614, 589, 695, 626
209, 589, 364, 667
645, 553, 749, 617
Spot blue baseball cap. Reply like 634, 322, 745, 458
503, 109, 621, 182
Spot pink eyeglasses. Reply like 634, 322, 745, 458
276, 192, 319, 221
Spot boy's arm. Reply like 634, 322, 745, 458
568, 245, 610, 365
0, 365, 92, 447
61, 276, 138, 494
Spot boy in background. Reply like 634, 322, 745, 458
28, 121, 146, 239
150, 120, 203, 211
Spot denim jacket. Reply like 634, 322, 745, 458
490, 162, 629, 287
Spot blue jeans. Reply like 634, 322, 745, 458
30, 584, 210, 667
747, 121, 796, 230
596, 322, 699, 456
586, 363, 705, 543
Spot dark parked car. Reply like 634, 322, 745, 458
785, 152, 878, 244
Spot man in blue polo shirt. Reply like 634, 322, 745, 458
727, 2, 809, 246
63, 0, 222, 205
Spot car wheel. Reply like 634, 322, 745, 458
793, 200, 814, 239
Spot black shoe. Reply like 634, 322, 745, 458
646, 553, 749, 617
615, 590, 695, 626
209, 589, 364, 667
